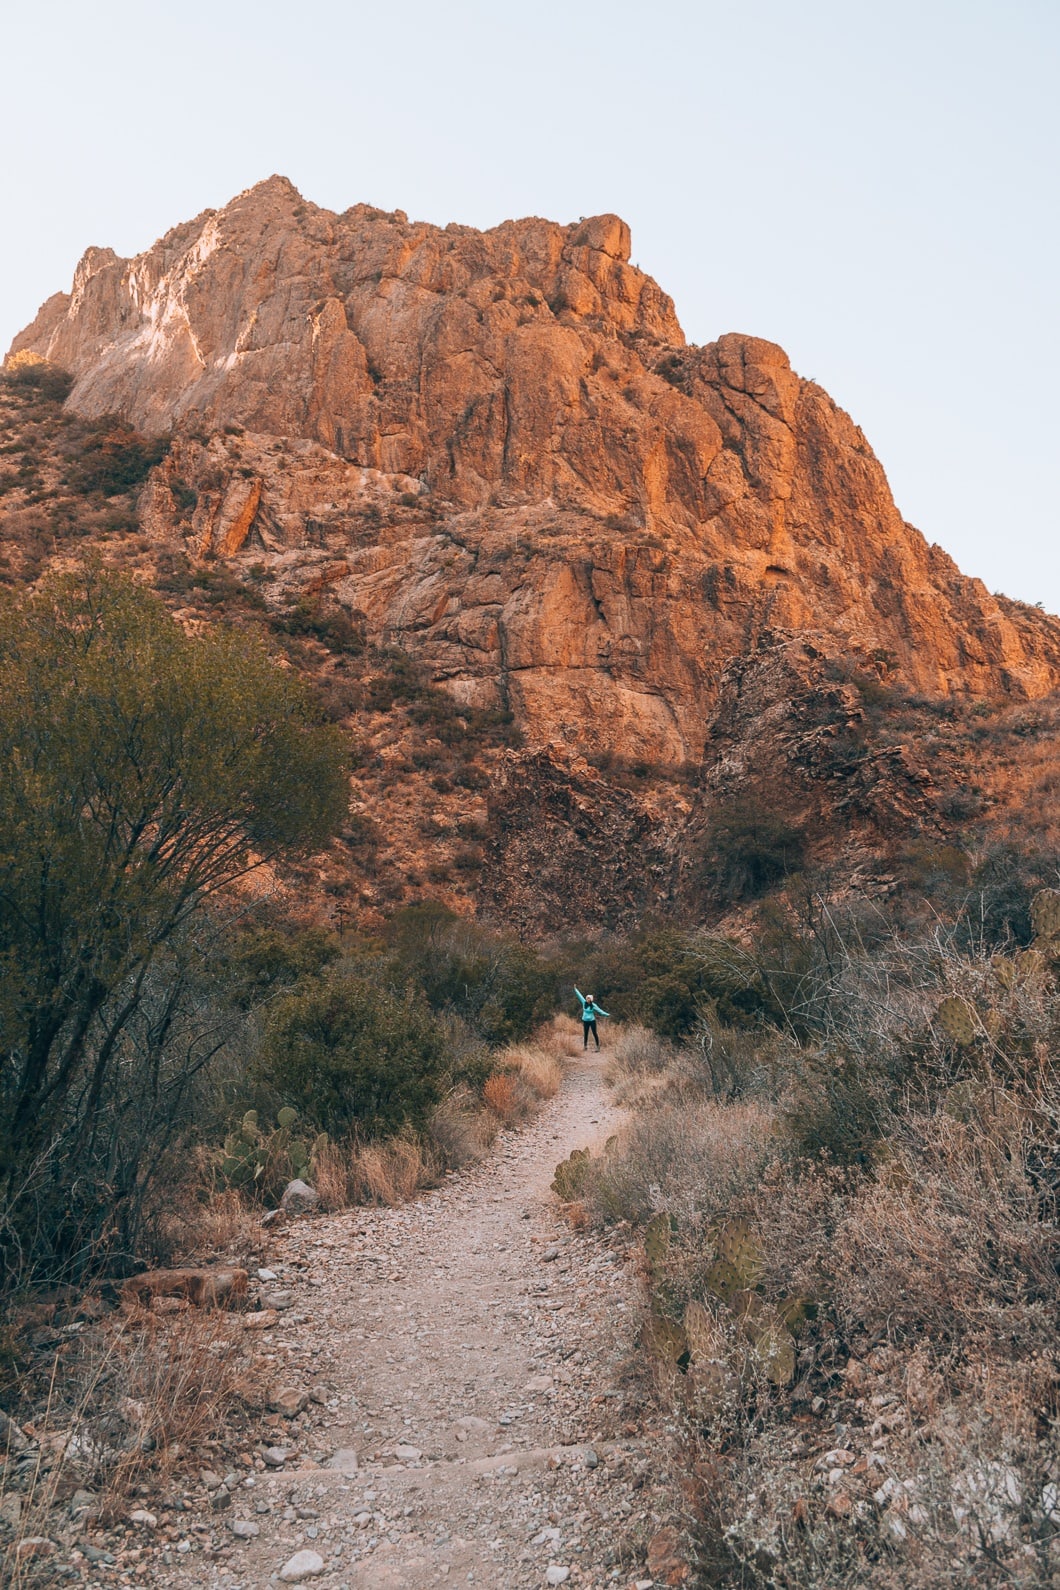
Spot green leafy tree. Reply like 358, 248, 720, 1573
258, 970, 447, 1135
0, 567, 348, 1280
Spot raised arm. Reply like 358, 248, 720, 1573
574, 987, 587, 1011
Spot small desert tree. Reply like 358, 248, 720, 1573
0, 567, 348, 1281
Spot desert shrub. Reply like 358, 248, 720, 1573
61, 417, 169, 496
587, 1097, 777, 1228
2, 356, 74, 403
272, 596, 365, 654
700, 800, 806, 901
381, 903, 558, 1043
257, 969, 447, 1136
0, 567, 348, 1287
575, 925, 779, 1039
224, 924, 341, 1008
964, 841, 1060, 949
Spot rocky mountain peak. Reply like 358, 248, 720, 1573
9, 180, 1060, 773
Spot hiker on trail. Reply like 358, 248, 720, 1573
574, 987, 609, 1050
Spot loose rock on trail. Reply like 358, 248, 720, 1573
153, 1050, 690, 1589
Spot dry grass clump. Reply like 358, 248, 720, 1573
605, 1022, 677, 1104
427, 1085, 499, 1168
2, 1307, 252, 1562
501, 1037, 563, 1098
587, 1096, 777, 1227
594, 925, 1060, 1587
346, 1134, 434, 1206
482, 1070, 535, 1123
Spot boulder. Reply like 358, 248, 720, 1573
280, 1180, 319, 1217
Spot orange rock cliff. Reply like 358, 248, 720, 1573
11, 175, 1060, 773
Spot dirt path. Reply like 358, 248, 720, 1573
153, 1051, 688, 1589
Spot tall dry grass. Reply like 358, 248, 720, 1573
584, 928, 1060, 1588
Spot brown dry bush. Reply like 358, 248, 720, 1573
597, 922, 1060, 1588
347, 1135, 434, 1206
428, 1086, 498, 1169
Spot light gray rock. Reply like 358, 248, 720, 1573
279, 1548, 325, 1581
230, 1518, 260, 1539
326, 1448, 359, 1474
281, 1180, 319, 1217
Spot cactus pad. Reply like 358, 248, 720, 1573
705, 1257, 743, 1306
1031, 889, 1060, 941
716, 1219, 764, 1288
644, 1213, 673, 1267
277, 1105, 298, 1130
937, 995, 975, 1046
551, 1147, 592, 1201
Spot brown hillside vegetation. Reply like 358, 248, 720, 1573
4, 182, 1060, 1589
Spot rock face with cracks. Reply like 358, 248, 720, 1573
12, 174, 1060, 769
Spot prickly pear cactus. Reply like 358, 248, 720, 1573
936, 995, 975, 1047
705, 1256, 743, 1306
716, 1219, 764, 1288
644, 1212, 673, 1267
1015, 947, 1046, 978
551, 1147, 592, 1201
1031, 889, 1060, 941
982, 1007, 1003, 1040
750, 1319, 796, 1386
641, 1309, 689, 1370
277, 1105, 298, 1130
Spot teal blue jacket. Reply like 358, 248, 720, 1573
574, 987, 610, 1021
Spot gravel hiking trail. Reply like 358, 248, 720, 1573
155, 1048, 689, 1590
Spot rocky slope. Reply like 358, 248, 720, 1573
12, 176, 1060, 762
7, 177, 1060, 929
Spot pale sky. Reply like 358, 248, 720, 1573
4, 0, 1058, 609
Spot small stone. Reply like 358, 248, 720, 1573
200, 1469, 223, 1489
309, 1386, 328, 1405
542, 1246, 560, 1262
354, 1510, 372, 1528
394, 1443, 422, 1462
525, 1376, 553, 1393
279, 1548, 326, 1581
0, 1409, 29, 1454
647, 1524, 690, 1583
210, 1485, 232, 1511
826, 1492, 853, 1519
261, 1208, 285, 1228
583, 1446, 599, 1469
270, 1386, 309, 1417
262, 1291, 294, 1311
129, 1508, 157, 1529
244, 1309, 280, 1330
281, 1180, 319, 1218
546, 1568, 570, 1586
257, 1268, 278, 1282
230, 1519, 260, 1539
326, 1448, 359, 1475
15, 1537, 55, 1562
263, 1446, 289, 1467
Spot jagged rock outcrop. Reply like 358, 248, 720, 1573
11, 175, 1060, 767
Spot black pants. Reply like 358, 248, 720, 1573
583, 1018, 598, 1049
